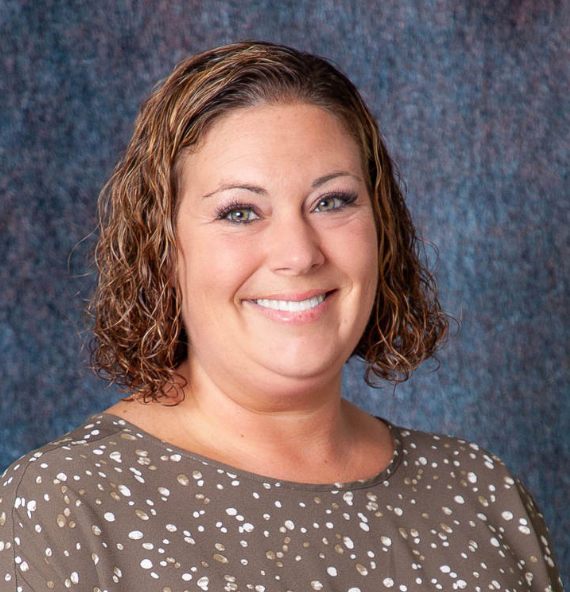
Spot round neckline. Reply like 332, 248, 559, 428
96, 412, 403, 492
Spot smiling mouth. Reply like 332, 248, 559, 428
253, 294, 327, 312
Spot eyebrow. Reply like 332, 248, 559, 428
312, 171, 362, 187
202, 171, 362, 198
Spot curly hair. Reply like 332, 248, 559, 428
88, 40, 448, 401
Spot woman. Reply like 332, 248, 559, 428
0, 41, 562, 591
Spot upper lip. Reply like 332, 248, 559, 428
245, 289, 334, 302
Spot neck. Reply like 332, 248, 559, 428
107, 357, 393, 483
174, 357, 351, 466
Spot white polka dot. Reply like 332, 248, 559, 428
140, 559, 152, 569
118, 485, 131, 496
128, 530, 143, 540
343, 536, 354, 549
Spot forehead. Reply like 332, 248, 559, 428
178, 103, 365, 188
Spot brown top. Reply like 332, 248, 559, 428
0, 413, 563, 591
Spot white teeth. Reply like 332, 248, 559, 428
255, 294, 325, 312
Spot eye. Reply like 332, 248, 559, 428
313, 191, 358, 212
226, 208, 258, 223
216, 203, 260, 224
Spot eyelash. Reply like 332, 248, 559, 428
314, 190, 358, 212
215, 191, 359, 224
215, 200, 260, 224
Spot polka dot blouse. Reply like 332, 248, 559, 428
0, 414, 563, 591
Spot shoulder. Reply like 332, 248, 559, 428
391, 423, 529, 513
0, 413, 162, 513
1, 414, 136, 501
388, 423, 563, 589
0, 414, 149, 589
394, 424, 511, 477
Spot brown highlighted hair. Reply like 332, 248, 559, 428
89, 40, 448, 401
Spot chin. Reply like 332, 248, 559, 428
257, 349, 347, 383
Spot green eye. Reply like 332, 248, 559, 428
315, 196, 342, 212
227, 208, 253, 222
217, 204, 260, 224
314, 192, 358, 213
317, 198, 334, 211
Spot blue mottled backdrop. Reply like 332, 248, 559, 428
1, 0, 569, 580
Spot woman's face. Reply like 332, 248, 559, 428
175, 103, 378, 397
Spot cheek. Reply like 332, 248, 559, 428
176, 231, 258, 305
359, 244, 379, 308
350, 226, 379, 320
335, 217, 378, 286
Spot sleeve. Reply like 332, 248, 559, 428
0, 455, 48, 592
515, 479, 565, 592
0, 452, 103, 592
0, 461, 21, 591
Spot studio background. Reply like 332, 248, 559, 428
1, 0, 568, 580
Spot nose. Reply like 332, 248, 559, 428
265, 212, 325, 275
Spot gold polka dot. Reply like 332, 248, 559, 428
356, 563, 368, 576
177, 474, 190, 486
135, 509, 149, 520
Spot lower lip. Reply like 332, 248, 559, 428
243, 292, 334, 325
